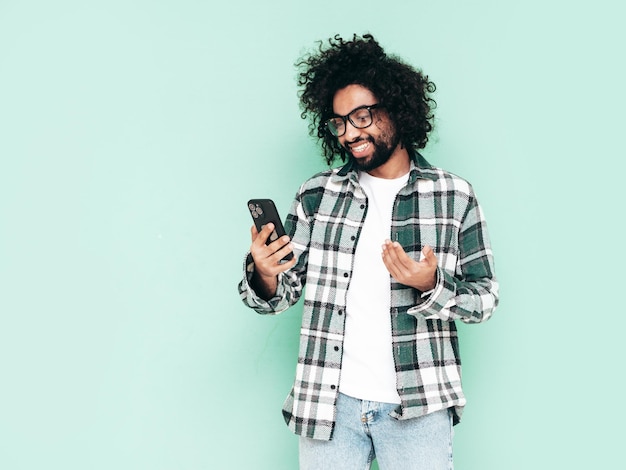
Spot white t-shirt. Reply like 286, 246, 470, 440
339, 170, 409, 404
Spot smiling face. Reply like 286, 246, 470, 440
332, 84, 405, 176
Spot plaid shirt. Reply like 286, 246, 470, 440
239, 153, 499, 441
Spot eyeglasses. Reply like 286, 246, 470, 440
324, 104, 381, 137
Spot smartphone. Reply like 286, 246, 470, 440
247, 199, 294, 261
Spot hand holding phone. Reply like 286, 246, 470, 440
247, 199, 294, 262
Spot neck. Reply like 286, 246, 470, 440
366, 144, 410, 179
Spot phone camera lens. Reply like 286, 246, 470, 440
255, 204, 263, 215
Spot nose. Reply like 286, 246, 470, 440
342, 119, 361, 142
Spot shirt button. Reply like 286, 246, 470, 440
360, 204, 365, 209
343, 272, 349, 278
330, 385, 336, 390
334, 346, 339, 351
350, 235, 356, 241
338, 310, 343, 316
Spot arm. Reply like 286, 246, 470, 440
238, 193, 311, 315
383, 195, 498, 324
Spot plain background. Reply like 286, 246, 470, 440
1, 0, 624, 468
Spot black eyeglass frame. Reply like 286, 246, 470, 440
323, 104, 381, 137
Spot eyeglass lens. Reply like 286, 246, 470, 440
327, 106, 375, 137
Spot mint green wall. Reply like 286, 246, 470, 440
1, 1, 624, 468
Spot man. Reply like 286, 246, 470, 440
238, 34, 498, 469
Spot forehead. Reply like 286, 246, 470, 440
332, 84, 377, 115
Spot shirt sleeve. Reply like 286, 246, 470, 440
237, 192, 310, 315
407, 194, 499, 324
237, 252, 291, 314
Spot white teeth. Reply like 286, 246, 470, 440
352, 142, 369, 152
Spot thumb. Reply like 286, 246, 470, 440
422, 245, 437, 264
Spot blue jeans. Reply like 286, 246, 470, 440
299, 393, 454, 470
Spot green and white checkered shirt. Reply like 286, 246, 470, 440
239, 153, 499, 441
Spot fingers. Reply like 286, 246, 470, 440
382, 242, 437, 265
250, 222, 274, 244
249, 223, 296, 277
251, 223, 289, 255
381, 241, 438, 291
381, 240, 412, 270
276, 251, 298, 270
256, 244, 297, 277
381, 241, 409, 282
422, 245, 438, 268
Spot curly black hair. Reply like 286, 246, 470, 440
296, 34, 437, 166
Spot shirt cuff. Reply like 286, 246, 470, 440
420, 288, 435, 299
406, 269, 440, 316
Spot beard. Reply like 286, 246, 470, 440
346, 130, 401, 173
